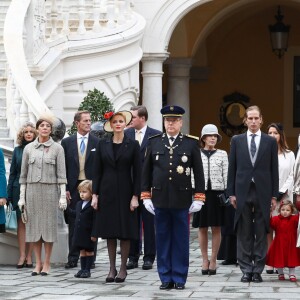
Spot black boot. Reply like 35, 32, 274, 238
80, 256, 93, 278
74, 257, 86, 278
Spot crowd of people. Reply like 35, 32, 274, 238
1, 104, 300, 290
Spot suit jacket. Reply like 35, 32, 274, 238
125, 126, 161, 165
61, 134, 99, 197
227, 132, 279, 230
141, 133, 205, 209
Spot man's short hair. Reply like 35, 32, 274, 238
130, 105, 148, 121
74, 110, 90, 123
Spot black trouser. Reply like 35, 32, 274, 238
237, 182, 267, 274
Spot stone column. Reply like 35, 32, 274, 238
141, 53, 169, 131
166, 58, 192, 134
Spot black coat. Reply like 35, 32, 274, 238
69, 200, 96, 251
142, 133, 205, 209
61, 134, 99, 207
92, 136, 141, 239
227, 132, 279, 230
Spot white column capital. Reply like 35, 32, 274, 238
142, 52, 170, 63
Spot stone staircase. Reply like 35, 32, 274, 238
0, 0, 14, 149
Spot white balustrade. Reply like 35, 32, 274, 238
77, 0, 87, 34
19, 99, 29, 126
61, 0, 70, 35
50, 0, 59, 39
92, 0, 101, 32
106, 0, 116, 29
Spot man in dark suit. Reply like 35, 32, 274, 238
141, 105, 205, 290
61, 111, 99, 268
227, 105, 279, 283
125, 106, 161, 271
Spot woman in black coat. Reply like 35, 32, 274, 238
91, 111, 141, 283
7, 122, 37, 268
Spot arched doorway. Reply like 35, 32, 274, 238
142, 0, 300, 150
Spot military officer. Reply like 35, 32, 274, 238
141, 105, 205, 290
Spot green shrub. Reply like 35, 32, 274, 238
67, 88, 114, 135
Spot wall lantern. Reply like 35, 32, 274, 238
268, 6, 290, 59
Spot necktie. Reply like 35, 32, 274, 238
80, 136, 86, 154
169, 136, 175, 146
250, 134, 256, 157
136, 130, 142, 145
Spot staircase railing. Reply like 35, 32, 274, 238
4, 0, 136, 138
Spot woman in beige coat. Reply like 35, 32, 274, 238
19, 115, 67, 276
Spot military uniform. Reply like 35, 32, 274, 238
141, 131, 205, 286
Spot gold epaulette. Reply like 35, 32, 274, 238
185, 134, 199, 140
148, 133, 162, 140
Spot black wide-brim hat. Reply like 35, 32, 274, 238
160, 105, 185, 117
103, 111, 132, 133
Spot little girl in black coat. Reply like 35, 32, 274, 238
68, 180, 96, 278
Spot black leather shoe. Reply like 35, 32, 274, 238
159, 282, 174, 290
208, 269, 217, 275
126, 260, 138, 270
65, 261, 78, 269
175, 283, 185, 290
241, 273, 252, 282
252, 273, 263, 282
142, 261, 153, 270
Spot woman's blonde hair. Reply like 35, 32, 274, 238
16, 122, 37, 146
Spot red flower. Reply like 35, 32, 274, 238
104, 111, 114, 120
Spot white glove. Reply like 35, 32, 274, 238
143, 199, 155, 215
18, 184, 26, 211
59, 184, 67, 211
189, 201, 204, 214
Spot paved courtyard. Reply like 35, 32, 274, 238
1, 226, 300, 299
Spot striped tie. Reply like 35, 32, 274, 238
250, 134, 256, 157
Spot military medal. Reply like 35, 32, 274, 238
185, 167, 191, 176
156, 154, 159, 160
176, 165, 184, 174
181, 155, 188, 163
164, 144, 178, 155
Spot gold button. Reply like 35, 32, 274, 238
170, 163, 172, 165
169, 170, 172, 173
170, 156, 173, 159
169, 177, 172, 180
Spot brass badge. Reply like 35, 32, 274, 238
176, 165, 184, 174
185, 167, 191, 176
181, 155, 188, 163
